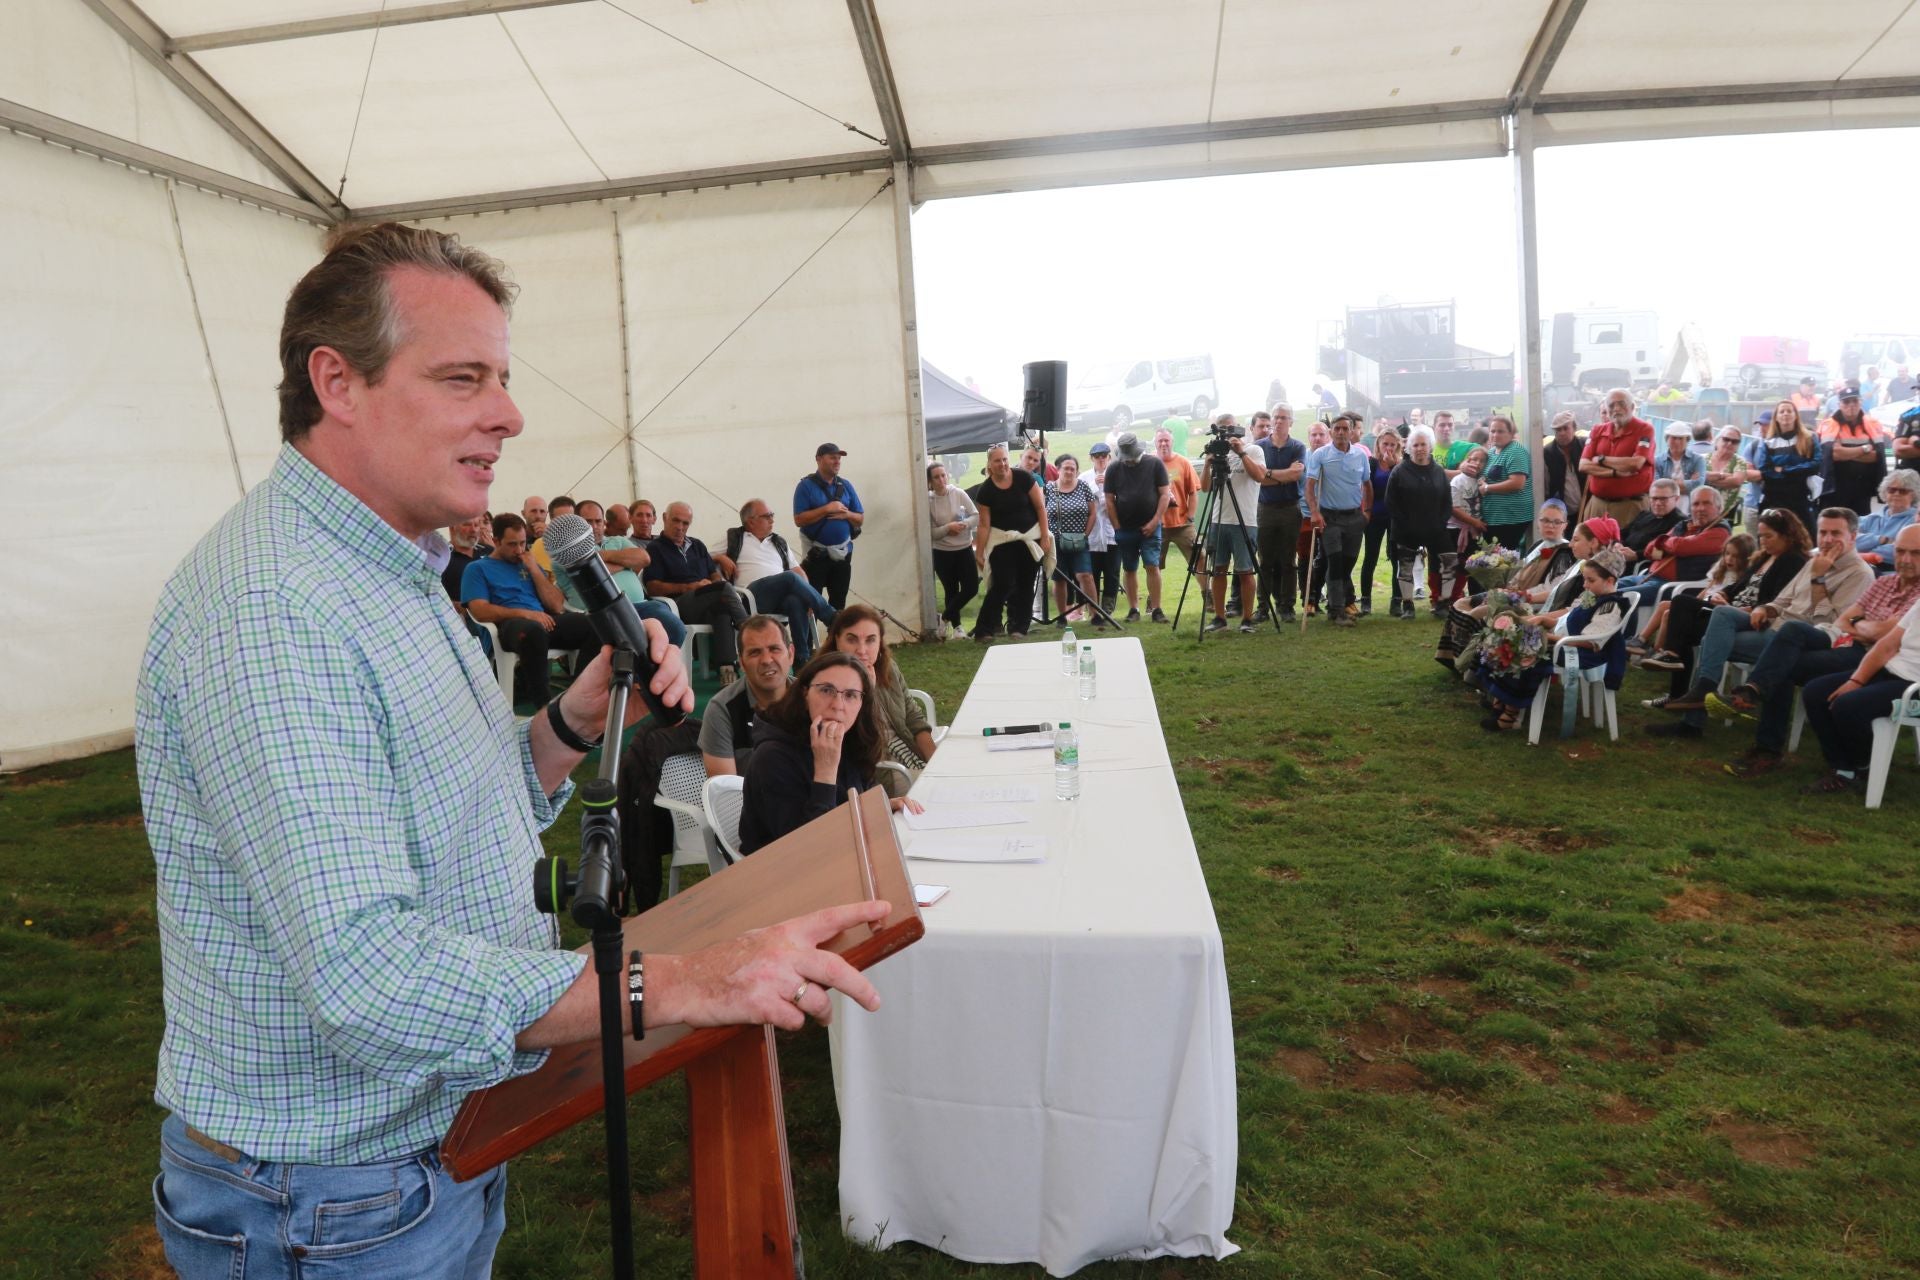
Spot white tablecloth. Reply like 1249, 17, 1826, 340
829, 637, 1238, 1276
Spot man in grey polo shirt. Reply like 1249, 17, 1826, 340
699, 615, 793, 776
1305, 410, 1374, 627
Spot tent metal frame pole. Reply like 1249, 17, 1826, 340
610, 209, 641, 505
1535, 76, 1920, 114
352, 152, 890, 222
0, 97, 330, 223
887, 162, 939, 635
1511, 109, 1546, 487
76, 0, 347, 219
169, 0, 595, 53
915, 99, 1510, 167
1511, 0, 1588, 108
845, 0, 909, 161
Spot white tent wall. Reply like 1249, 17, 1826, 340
413, 202, 635, 516
0, 129, 320, 769
613, 171, 925, 635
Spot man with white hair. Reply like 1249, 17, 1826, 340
643, 501, 750, 683
1579, 388, 1655, 525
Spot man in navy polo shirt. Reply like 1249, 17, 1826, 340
461, 513, 599, 704
793, 442, 864, 609
644, 502, 750, 682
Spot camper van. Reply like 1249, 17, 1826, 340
1065, 355, 1218, 431
1542, 309, 1662, 391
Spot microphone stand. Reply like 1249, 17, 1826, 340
532, 648, 638, 1280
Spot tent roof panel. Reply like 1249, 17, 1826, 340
1845, 4, 1920, 80
196, 1, 882, 207
0, 0, 295, 195
875, 0, 1222, 146
1544, 0, 1909, 94
1210, 0, 1552, 120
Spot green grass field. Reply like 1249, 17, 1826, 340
5, 603, 1918, 1278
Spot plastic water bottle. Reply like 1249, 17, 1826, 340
1078, 644, 1097, 700
1060, 623, 1077, 674
1053, 722, 1080, 800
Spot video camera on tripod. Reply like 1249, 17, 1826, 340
1201, 418, 1247, 463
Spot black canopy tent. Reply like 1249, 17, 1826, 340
922, 363, 1016, 453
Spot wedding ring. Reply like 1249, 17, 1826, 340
792, 981, 809, 1004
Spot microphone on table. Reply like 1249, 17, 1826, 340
543, 514, 686, 726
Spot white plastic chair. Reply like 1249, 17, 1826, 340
474, 620, 577, 713
656, 597, 715, 678
1528, 636, 1619, 745
477, 621, 515, 706
703, 774, 747, 861
651, 752, 730, 893
1865, 680, 1920, 810
907, 688, 949, 744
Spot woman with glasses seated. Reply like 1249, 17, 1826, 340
738, 651, 918, 854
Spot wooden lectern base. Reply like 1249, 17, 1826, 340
442, 787, 919, 1277
687, 1026, 798, 1276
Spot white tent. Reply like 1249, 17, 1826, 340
4, 0, 1918, 768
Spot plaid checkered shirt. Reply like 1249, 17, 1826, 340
136, 448, 585, 1164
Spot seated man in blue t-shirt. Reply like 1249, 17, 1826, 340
460, 513, 600, 707
549, 500, 688, 645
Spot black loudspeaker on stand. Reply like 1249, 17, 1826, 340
1020, 360, 1118, 632
1023, 359, 1067, 434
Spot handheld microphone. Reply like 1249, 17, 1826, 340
543, 514, 686, 726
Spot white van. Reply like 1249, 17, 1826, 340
1065, 355, 1217, 431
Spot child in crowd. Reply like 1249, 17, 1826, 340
1629, 532, 1756, 661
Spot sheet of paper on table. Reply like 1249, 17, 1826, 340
905, 832, 1048, 863
920, 782, 1041, 805
914, 884, 949, 906
984, 732, 1054, 752
902, 804, 1026, 831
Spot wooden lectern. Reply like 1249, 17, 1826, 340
442, 787, 922, 1275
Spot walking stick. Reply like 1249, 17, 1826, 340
1301, 522, 1316, 636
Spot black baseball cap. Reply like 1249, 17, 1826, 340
816, 442, 848, 457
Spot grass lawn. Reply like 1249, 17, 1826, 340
5, 596, 1919, 1278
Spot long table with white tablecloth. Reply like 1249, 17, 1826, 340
828, 637, 1238, 1276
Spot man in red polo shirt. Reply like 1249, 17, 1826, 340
1578, 387, 1656, 525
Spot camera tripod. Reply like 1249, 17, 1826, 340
1171, 439, 1280, 639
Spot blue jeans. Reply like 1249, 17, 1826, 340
1113, 527, 1162, 572
1682, 606, 1766, 727
1616, 574, 1665, 614
153, 1114, 506, 1280
635, 597, 687, 648
742, 571, 835, 662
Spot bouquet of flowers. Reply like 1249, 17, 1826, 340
1477, 609, 1550, 679
1463, 538, 1522, 590
1455, 593, 1548, 688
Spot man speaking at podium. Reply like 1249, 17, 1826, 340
135, 222, 888, 1278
